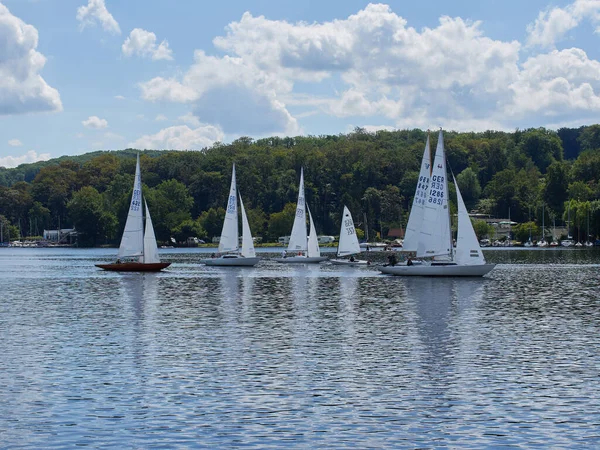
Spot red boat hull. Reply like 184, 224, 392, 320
95, 262, 171, 272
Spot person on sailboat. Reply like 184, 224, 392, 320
350, 255, 355, 262
407, 258, 413, 266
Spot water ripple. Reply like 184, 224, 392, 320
0, 249, 599, 448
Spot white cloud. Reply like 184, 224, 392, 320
155, 114, 168, 121
76, 0, 120, 34
0, 3, 62, 115
137, 3, 600, 134
207, 5, 520, 127
129, 124, 224, 150
0, 150, 50, 168
359, 125, 396, 133
8, 139, 22, 146
508, 48, 600, 117
82, 115, 108, 129
178, 112, 201, 127
139, 50, 299, 135
114, 95, 125, 100
122, 28, 173, 60
526, 0, 600, 48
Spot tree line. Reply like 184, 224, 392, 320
1, 125, 600, 246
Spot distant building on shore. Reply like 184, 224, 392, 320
43, 229, 78, 245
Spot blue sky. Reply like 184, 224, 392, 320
1, 0, 600, 167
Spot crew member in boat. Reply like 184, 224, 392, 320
407, 258, 413, 266
349, 256, 355, 262
116, 258, 121, 264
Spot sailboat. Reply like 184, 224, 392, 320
331, 206, 369, 266
202, 164, 259, 267
96, 154, 170, 272
380, 130, 495, 277
274, 168, 328, 264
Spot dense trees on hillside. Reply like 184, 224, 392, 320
1, 125, 600, 246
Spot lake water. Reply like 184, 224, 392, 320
1, 248, 599, 448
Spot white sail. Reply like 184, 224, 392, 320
143, 200, 161, 264
118, 153, 144, 258
403, 134, 432, 252
337, 205, 361, 257
239, 194, 256, 258
417, 130, 453, 259
218, 164, 239, 253
287, 168, 307, 252
307, 205, 321, 257
454, 177, 486, 265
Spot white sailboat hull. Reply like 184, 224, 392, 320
330, 258, 369, 266
201, 256, 259, 266
274, 256, 328, 264
379, 263, 495, 277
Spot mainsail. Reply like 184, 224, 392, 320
403, 134, 432, 252
118, 153, 144, 258
288, 168, 307, 252
417, 130, 453, 259
218, 164, 239, 254
337, 205, 361, 257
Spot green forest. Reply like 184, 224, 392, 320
1, 125, 600, 247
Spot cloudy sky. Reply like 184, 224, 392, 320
1, 0, 600, 167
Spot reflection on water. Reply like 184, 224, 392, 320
0, 248, 599, 448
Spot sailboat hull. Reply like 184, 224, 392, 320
330, 258, 369, 266
379, 263, 495, 277
95, 262, 171, 272
274, 256, 328, 264
202, 256, 259, 266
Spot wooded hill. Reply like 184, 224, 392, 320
1, 125, 600, 246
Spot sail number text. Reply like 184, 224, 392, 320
415, 175, 429, 206
428, 175, 445, 205
344, 219, 355, 235
131, 189, 141, 211
227, 195, 236, 214
296, 196, 305, 218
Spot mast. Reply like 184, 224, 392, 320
542, 204, 545, 241
588, 208, 590, 243
440, 129, 454, 260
